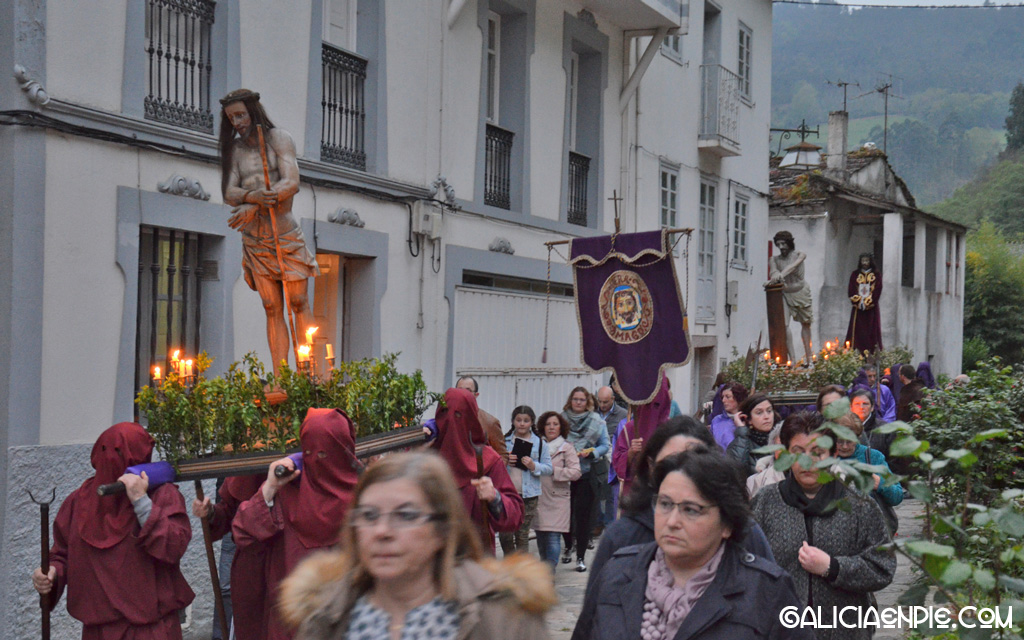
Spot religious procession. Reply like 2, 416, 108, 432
4, 2, 1022, 640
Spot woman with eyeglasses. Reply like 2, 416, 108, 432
751, 412, 895, 640
589, 417, 775, 598
280, 452, 555, 640
572, 447, 811, 640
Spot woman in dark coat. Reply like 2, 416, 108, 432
573, 448, 811, 640
589, 417, 774, 594
752, 412, 896, 640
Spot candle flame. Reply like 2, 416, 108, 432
775, 356, 780, 364
826, 341, 831, 351
298, 345, 311, 356
153, 366, 161, 379
305, 326, 318, 343
171, 350, 180, 362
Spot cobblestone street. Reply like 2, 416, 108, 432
528, 498, 924, 639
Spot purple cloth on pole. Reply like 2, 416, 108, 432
126, 461, 176, 487
569, 230, 690, 404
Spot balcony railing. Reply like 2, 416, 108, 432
699, 64, 741, 156
321, 43, 368, 171
144, 0, 216, 133
484, 123, 514, 210
567, 151, 591, 226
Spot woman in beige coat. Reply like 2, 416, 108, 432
279, 452, 555, 640
533, 411, 582, 572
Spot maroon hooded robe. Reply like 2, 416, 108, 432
204, 475, 265, 640
232, 408, 358, 640
47, 422, 194, 640
612, 376, 672, 498
431, 388, 523, 553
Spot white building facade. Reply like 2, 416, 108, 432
0, 0, 772, 636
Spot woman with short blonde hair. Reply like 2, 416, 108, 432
280, 452, 555, 640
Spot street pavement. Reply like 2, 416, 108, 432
503, 498, 925, 639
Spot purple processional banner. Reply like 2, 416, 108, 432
569, 229, 691, 404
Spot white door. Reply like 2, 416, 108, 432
696, 181, 717, 323
453, 286, 604, 427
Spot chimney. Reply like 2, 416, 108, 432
827, 110, 848, 178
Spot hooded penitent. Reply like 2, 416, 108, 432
77, 422, 154, 549
277, 408, 359, 549
434, 388, 502, 488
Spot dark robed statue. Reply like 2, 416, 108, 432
218, 89, 319, 374
845, 253, 883, 354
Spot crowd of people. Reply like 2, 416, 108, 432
33, 365, 934, 640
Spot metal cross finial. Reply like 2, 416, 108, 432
608, 190, 623, 234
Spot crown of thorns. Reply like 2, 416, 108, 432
220, 89, 260, 106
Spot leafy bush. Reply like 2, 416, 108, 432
720, 345, 913, 392
137, 352, 440, 464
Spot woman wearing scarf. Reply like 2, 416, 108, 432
561, 387, 610, 572
573, 446, 810, 640
752, 412, 895, 640
726, 394, 779, 477
430, 387, 524, 554
233, 408, 359, 640
32, 422, 194, 640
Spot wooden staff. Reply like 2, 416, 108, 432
29, 488, 56, 640
194, 481, 229, 640
255, 124, 302, 368
469, 430, 491, 546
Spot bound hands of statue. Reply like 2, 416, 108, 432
244, 188, 279, 208
263, 457, 300, 504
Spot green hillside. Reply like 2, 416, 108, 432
772, 4, 1022, 205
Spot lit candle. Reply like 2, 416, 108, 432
845, 341, 851, 349
185, 359, 193, 377
786, 360, 792, 368
305, 326, 318, 345
824, 354, 829, 360
153, 366, 161, 381
297, 345, 311, 362
326, 344, 334, 360
775, 356, 781, 364
826, 341, 831, 352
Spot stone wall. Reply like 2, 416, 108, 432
2, 444, 221, 640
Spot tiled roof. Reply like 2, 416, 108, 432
768, 148, 916, 208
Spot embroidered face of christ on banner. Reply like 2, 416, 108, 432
569, 230, 691, 404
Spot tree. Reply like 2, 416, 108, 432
1006, 81, 1024, 153
963, 222, 1024, 366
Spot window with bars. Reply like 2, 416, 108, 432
660, 167, 678, 228
144, 0, 216, 133
321, 42, 368, 170
737, 23, 752, 99
732, 197, 748, 265
135, 226, 207, 393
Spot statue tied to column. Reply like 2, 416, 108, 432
765, 230, 814, 365
845, 253, 883, 354
219, 89, 319, 374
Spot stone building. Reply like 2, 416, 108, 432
769, 111, 967, 376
